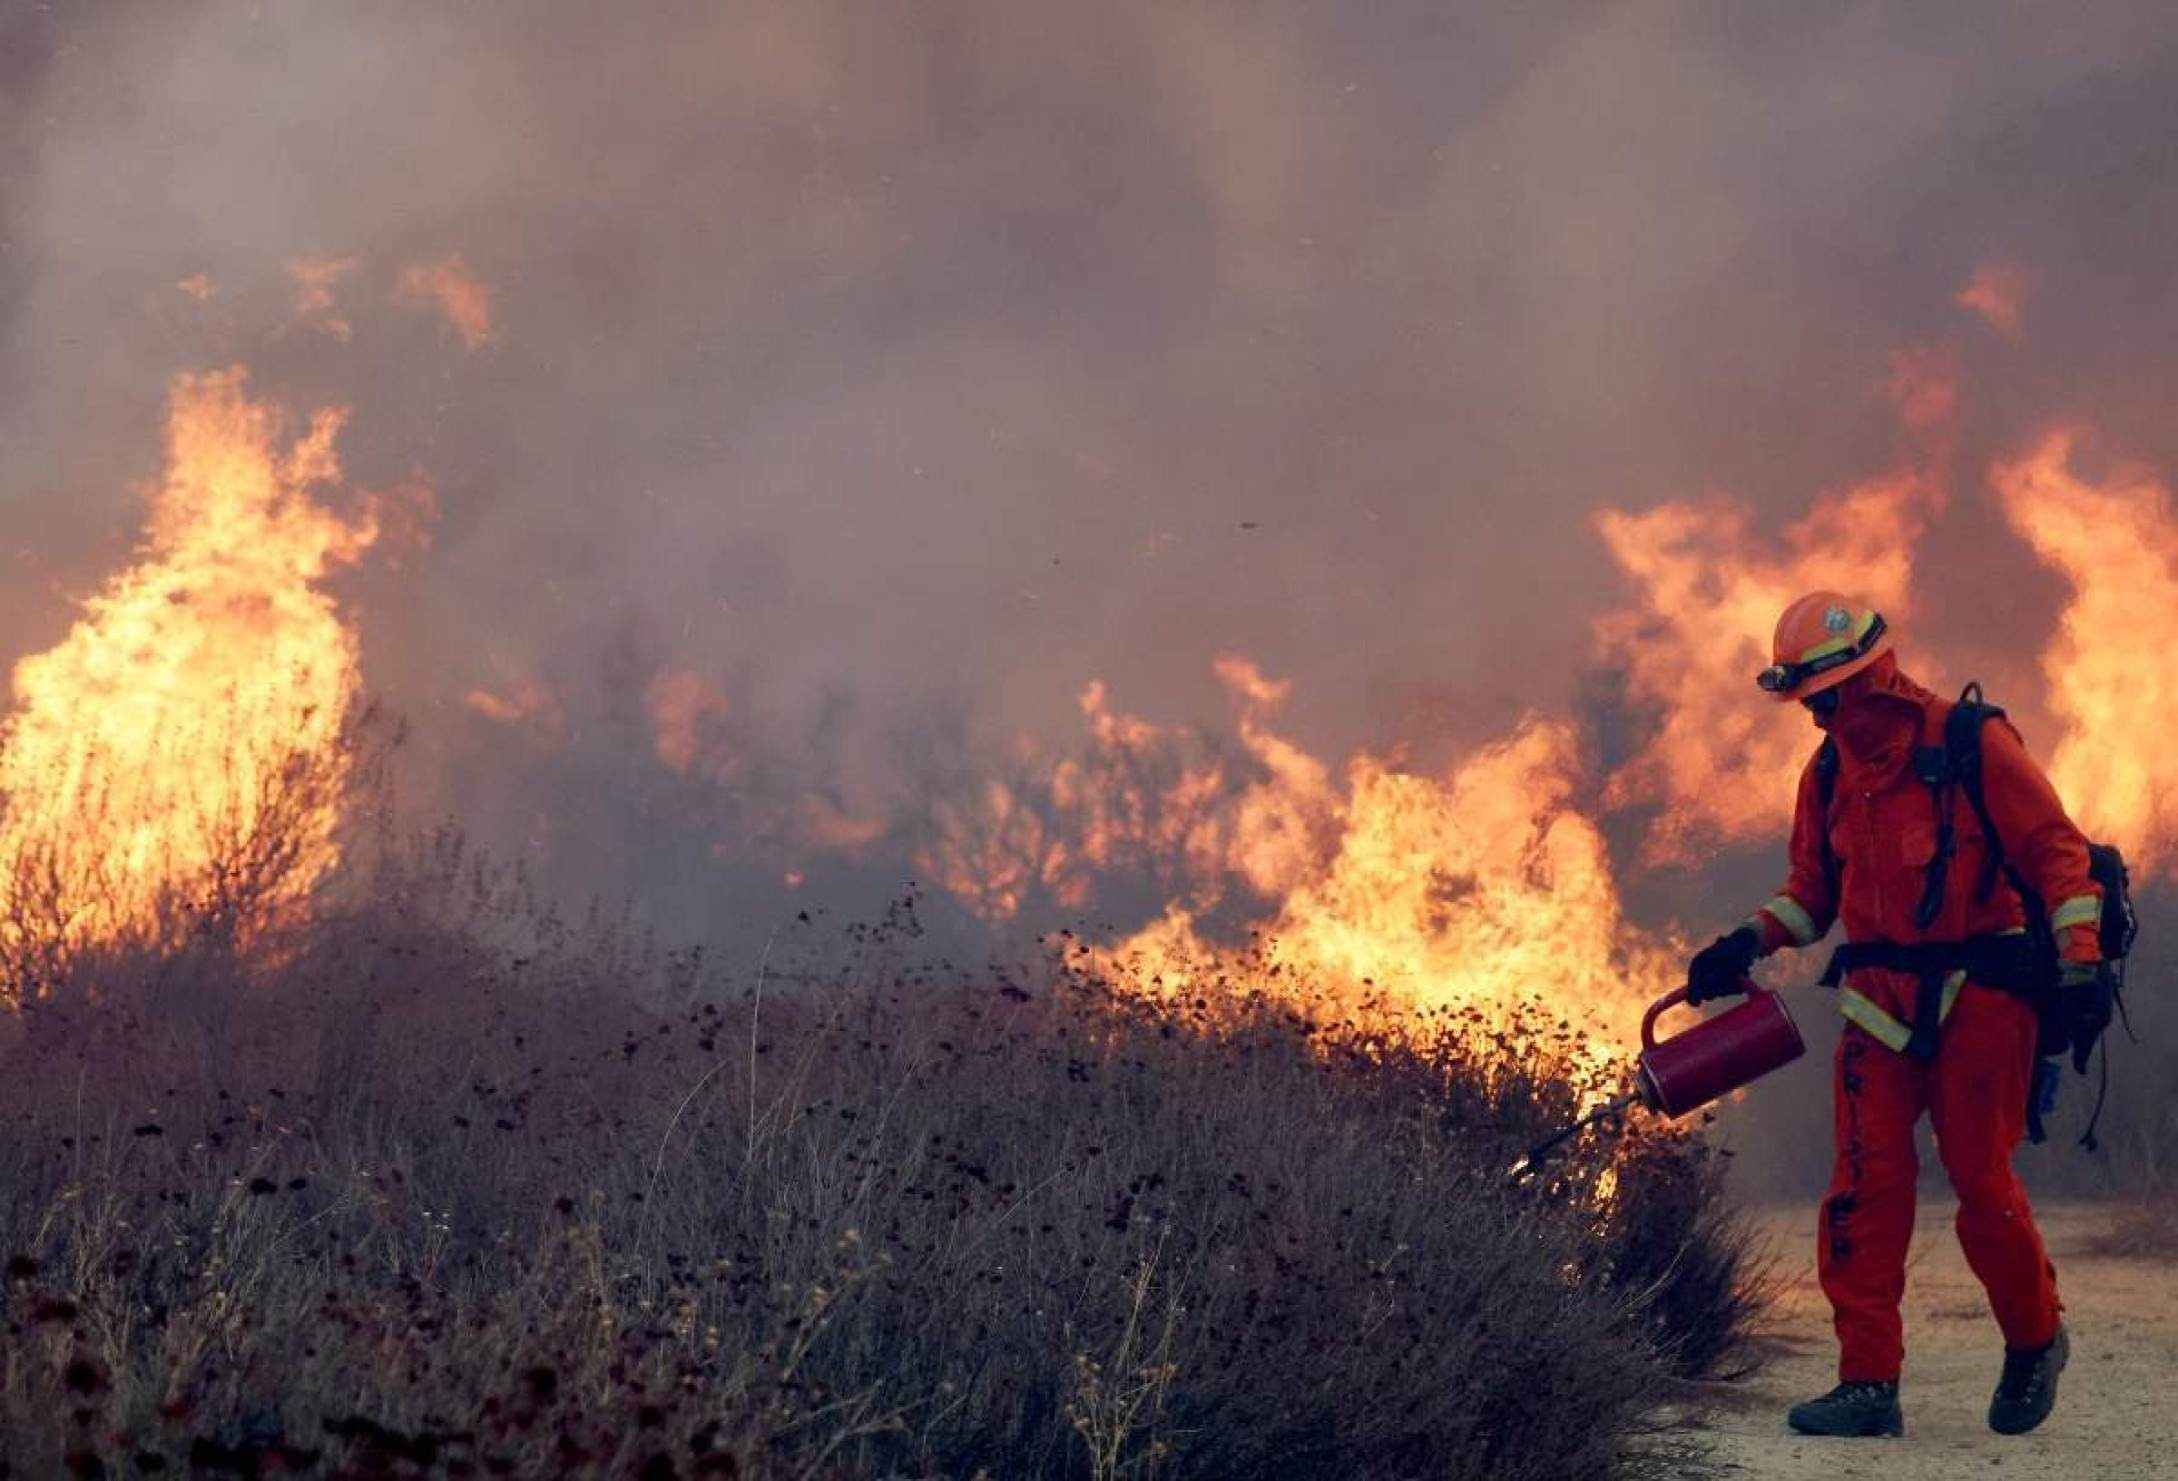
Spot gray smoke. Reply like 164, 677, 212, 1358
5, 1, 2178, 951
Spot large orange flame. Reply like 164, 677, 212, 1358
1995, 430, 2178, 875
921, 659, 1672, 1050
1593, 354, 1952, 864
0, 368, 380, 975
1094, 714, 1676, 1047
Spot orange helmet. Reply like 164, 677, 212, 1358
1756, 592, 1892, 703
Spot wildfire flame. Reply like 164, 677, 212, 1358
465, 677, 564, 738
892, 333, 2178, 1091
0, 368, 381, 977
1593, 353, 1952, 864
646, 670, 734, 780
915, 662, 1330, 926
923, 659, 1674, 1049
1096, 718, 1678, 1046
1956, 262, 2030, 338
396, 255, 497, 351
286, 256, 359, 342
903, 357, 1986, 1062
1996, 430, 2178, 875
21, 291, 2172, 1113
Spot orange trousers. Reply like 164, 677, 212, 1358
1818, 983, 2063, 1382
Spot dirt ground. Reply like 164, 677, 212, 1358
1700, 1201, 2178, 1478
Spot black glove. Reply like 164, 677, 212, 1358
1686, 926, 1761, 1005
2060, 962, 2117, 1074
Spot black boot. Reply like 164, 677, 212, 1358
1989, 1324, 2069, 1435
1786, 1380, 1903, 1437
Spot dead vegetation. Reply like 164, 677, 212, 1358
0, 813, 1766, 1478
2071, 933, 2178, 1259
2087, 1192, 2178, 1257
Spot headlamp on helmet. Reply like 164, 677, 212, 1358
1755, 613, 1888, 696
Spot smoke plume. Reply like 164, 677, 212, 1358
7, 2, 2178, 975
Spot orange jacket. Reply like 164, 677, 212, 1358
1749, 658, 2100, 1035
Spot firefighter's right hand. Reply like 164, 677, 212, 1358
1685, 926, 1761, 1005
2059, 961, 2116, 1074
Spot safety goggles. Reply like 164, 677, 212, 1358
1755, 613, 1886, 695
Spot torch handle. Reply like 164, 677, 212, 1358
1642, 977, 1760, 1051
1640, 986, 1690, 1051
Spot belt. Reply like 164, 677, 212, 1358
1820, 933, 2046, 1061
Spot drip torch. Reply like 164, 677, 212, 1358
1508, 979, 1805, 1181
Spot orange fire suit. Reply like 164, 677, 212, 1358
1743, 658, 2100, 1383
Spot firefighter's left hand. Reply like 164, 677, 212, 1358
2059, 961, 2116, 1074
1686, 926, 1761, 1005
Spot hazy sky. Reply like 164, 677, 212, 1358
5, 1, 2178, 940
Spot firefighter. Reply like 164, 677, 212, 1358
1684, 592, 2115, 1438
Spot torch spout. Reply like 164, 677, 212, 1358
1506, 1089, 1642, 1183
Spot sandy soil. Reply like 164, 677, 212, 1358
1700, 1202, 2178, 1478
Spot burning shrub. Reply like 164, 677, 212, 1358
0, 851, 1759, 1479
0, 369, 392, 993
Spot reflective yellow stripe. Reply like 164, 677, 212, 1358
1835, 972, 1966, 1054
1757, 894, 1819, 947
1838, 988, 1912, 1051
1794, 609, 1879, 665
2050, 894, 2101, 933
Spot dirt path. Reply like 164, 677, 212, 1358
1701, 1202, 2178, 1477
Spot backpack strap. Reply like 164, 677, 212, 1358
1909, 684, 2036, 921
1815, 736, 1840, 901
1944, 684, 2055, 927
1912, 718, 1960, 929
1945, 684, 2072, 1050
1945, 683, 2018, 906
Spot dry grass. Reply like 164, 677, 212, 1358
2067, 923, 2178, 1257
2083, 1194, 2178, 1257
0, 772, 1766, 1476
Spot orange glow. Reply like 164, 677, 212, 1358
1956, 262, 2029, 338
1885, 345, 1962, 435
397, 255, 496, 350
920, 775, 1069, 922
1593, 359, 1952, 864
797, 796, 889, 854
1995, 430, 2178, 875
0, 368, 383, 969
464, 676, 563, 737
646, 670, 732, 778
287, 256, 359, 341
914, 662, 1333, 927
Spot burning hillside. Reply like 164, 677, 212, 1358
10, 8, 2178, 1475
3, 8, 2178, 1084
7, 326, 2178, 1089
919, 659, 1679, 1048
